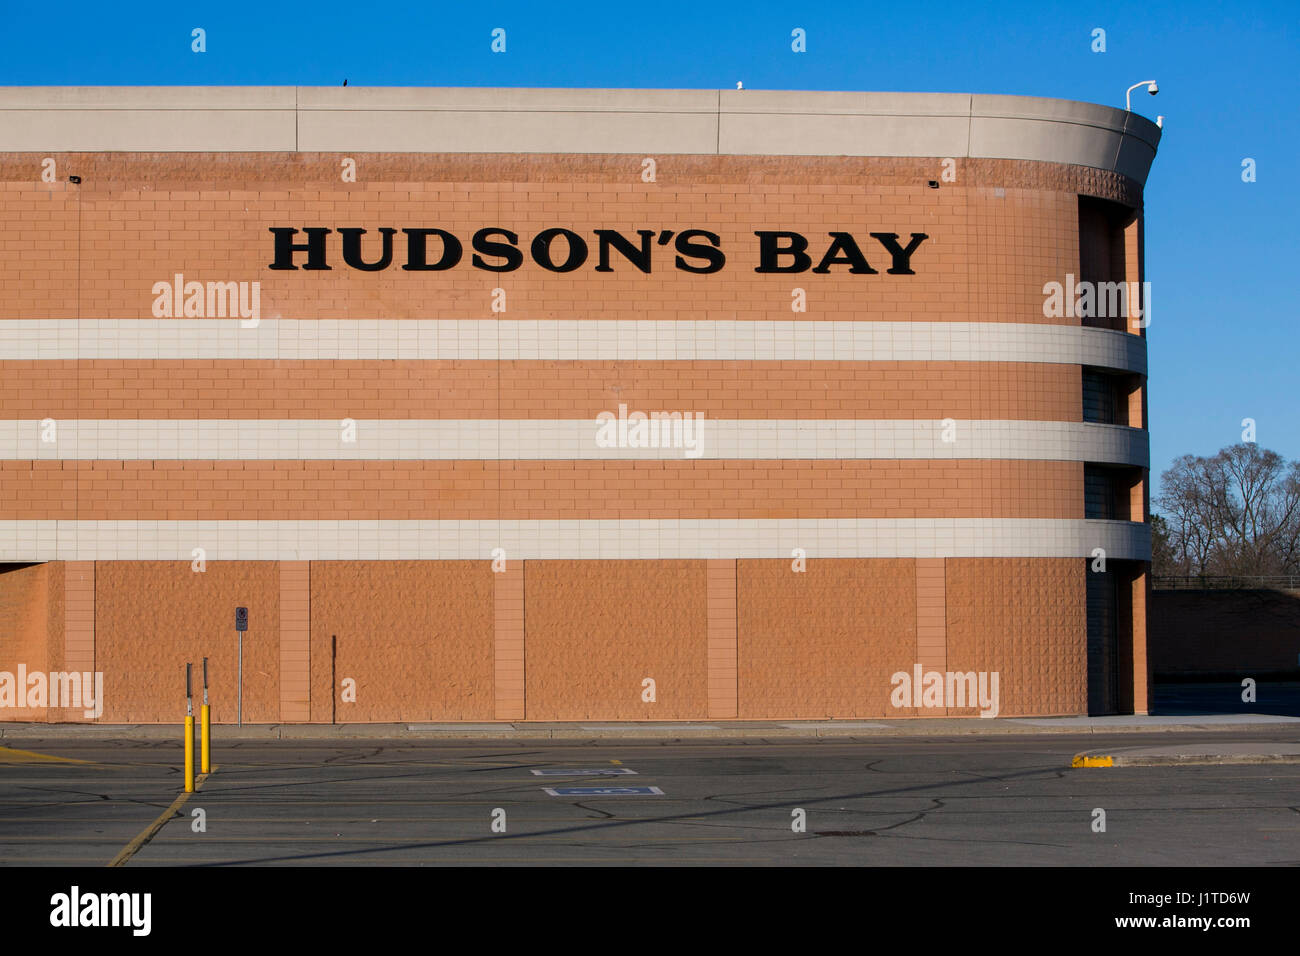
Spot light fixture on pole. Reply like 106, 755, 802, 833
1125, 80, 1158, 112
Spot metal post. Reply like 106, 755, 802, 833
184, 663, 194, 793
200, 657, 210, 774
238, 630, 243, 727
331, 635, 337, 725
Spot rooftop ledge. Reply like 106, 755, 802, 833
0, 87, 1161, 185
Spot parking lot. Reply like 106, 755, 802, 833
2, 734, 1298, 866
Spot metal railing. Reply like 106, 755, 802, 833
1153, 574, 1300, 590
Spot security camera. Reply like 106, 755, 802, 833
1125, 80, 1159, 111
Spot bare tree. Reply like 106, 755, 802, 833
1154, 444, 1300, 577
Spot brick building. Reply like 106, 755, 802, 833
0, 88, 1159, 722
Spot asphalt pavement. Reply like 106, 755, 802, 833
2, 734, 1297, 866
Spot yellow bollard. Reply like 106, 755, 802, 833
200, 705, 210, 774
184, 714, 195, 793
200, 656, 211, 774
184, 661, 194, 792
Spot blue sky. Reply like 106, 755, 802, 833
1, 0, 1296, 491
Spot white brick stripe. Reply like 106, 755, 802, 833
0, 419, 1148, 466
0, 519, 1151, 563
0, 320, 1147, 372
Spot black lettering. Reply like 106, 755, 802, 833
870, 232, 929, 274
339, 227, 396, 271
811, 232, 877, 274
594, 229, 655, 273
471, 228, 524, 272
674, 230, 725, 274
530, 228, 588, 273
754, 231, 811, 273
268, 227, 332, 270
402, 228, 463, 271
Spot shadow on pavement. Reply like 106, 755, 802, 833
1152, 680, 1300, 717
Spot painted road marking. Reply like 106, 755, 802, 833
543, 786, 664, 797
530, 768, 638, 776
0, 746, 93, 765
107, 766, 215, 867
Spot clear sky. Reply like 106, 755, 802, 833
1, 0, 1295, 491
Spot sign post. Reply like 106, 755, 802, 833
235, 607, 248, 727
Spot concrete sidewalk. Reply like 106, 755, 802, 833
3, 713, 1299, 740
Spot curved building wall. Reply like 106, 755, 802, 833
0, 88, 1156, 721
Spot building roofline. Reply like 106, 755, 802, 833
0, 87, 1161, 185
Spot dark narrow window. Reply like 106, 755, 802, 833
1082, 369, 1118, 424
1086, 564, 1120, 715
1078, 197, 1134, 331
1084, 465, 1117, 520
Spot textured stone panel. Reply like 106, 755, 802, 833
945, 558, 1087, 716
310, 561, 494, 722
524, 560, 707, 720
94, 560, 279, 723
738, 559, 917, 718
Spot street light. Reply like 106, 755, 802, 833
1125, 80, 1158, 112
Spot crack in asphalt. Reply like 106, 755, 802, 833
14, 786, 111, 801
322, 747, 384, 764
703, 786, 827, 805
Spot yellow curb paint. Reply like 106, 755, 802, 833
0, 746, 93, 765
610, 759, 622, 765
107, 767, 215, 868
1071, 754, 1114, 768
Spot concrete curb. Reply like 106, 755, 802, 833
1072, 745, 1300, 768
4, 715, 1300, 741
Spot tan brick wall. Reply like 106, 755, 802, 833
2, 557, 1109, 720
706, 559, 738, 719
60, 561, 96, 722
494, 563, 526, 720
0, 459, 1085, 521
0, 147, 1149, 720
0, 153, 1140, 324
279, 561, 310, 722
1132, 570, 1150, 713
915, 558, 948, 715
0, 361, 1083, 423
